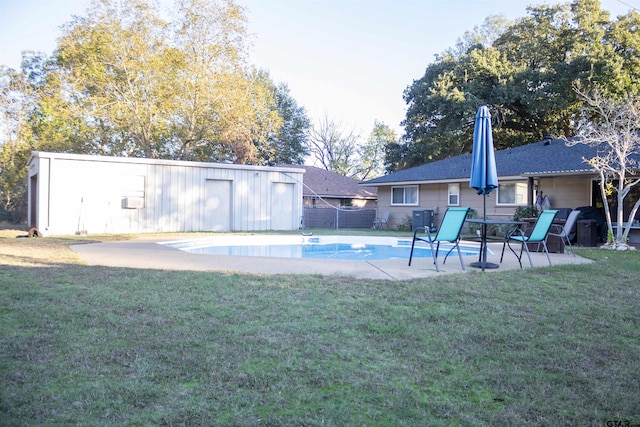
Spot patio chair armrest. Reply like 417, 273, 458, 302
506, 226, 526, 240
412, 226, 434, 242
503, 224, 521, 238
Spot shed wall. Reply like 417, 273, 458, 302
27, 152, 303, 235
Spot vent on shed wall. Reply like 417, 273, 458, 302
122, 197, 145, 209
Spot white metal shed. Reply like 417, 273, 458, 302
27, 152, 305, 235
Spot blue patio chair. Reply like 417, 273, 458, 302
501, 209, 559, 268
408, 207, 470, 272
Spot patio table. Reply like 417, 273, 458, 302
466, 218, 525, 270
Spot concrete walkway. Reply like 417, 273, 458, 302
70, 237, 593, 281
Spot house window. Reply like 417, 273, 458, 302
448, 183, 460, 206
391, 186, 418, 205
498, 181, 528, 205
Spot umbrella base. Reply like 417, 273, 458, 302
469, 261, 499, 269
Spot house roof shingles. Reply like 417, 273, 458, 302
363, 138, 629, 185
292, 165, 378, 199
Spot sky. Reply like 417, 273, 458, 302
0, 0, 637, 138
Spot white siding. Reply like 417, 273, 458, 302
27, 152, 304, 235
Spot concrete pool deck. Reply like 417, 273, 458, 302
70, 237, 593, 281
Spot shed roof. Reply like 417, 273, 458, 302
362, 137, 626, 186
28, 151, 306, 174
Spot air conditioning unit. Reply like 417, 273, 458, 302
122, 197, 145, 209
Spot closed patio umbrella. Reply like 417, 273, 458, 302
469, 105, 498, 270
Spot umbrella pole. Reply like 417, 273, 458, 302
482, 194, 487, 271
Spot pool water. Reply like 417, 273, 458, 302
162, 235, 481, 261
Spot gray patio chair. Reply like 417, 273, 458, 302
547, 209, 580, 256
373, 211, 390, 230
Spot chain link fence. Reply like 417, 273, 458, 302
301, 207, 376, 229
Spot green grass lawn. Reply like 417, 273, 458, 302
1, 232, 638, 426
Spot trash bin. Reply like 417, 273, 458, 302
577, 219, 598, 246
412, 210, 435, 231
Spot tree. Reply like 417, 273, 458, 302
170, 0, 275, 164
0, 54, 59, 222
255, 81, 310, 165
398, 0, 640, 170
54, 0, 176, 157
606, 11, 640, 96
0, 66, 34, 222
308, 117, 393, 179
0, 0, 313, 222
569, 90, 640, 248
308, 116, 361, 176
447, 15, 511, 58
354, 121, 396, 180
48, 0, 299, 164
272, 82, 311, 164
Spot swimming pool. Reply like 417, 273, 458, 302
161, 235, 481, 261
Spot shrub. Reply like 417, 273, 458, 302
464, 209, 480, 235
396, 215, 413, 231
513, 205, 539, 221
